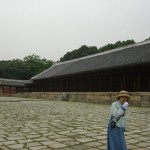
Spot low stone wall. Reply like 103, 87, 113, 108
67, 92, 150, 106
0, 92, 150, 107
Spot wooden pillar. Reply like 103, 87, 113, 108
37, 81, 39, 92
99, 74, 101, 92
89, 75, 92, 92
45, 80, 47, 92
48, 80, 50, 91
110, 73, 113, 91
81, 77, 82, 92
123, 71, 125, 90
60, 79, 62, 92
72, 77, 75, 92
67, 79, 69, 92
137, 69, 140, 91
41, 81, 43, 92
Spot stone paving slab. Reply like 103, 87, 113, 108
0, 97, 150, 150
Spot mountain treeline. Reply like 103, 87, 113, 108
60, 40, 135, 62
0, 54, 53, 80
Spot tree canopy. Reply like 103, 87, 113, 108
60, 45, 98, 62
0, 54, 53, 80
60, 39, 135, 62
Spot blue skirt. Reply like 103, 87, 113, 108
107, 119, 128, 150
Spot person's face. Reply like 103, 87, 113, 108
119, 96, 128, 104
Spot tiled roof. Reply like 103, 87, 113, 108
0, 78, 33, 86
32, 40, 150, 80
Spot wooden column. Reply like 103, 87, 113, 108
89, 75, 92, 92
99, 74, 101, 92
137, 69, 140, 91
123, 71, 125, 90
110, 73, 113, 91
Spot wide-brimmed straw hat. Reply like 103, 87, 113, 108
116, 90, 130, 100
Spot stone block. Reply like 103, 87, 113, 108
141, 95, 150, 106
134, 96, 141, 101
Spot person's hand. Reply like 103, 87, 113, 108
123, 102, 129, 110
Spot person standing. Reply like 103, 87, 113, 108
107, 90, 130, 150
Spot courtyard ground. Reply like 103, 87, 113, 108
0, 97, 150, 150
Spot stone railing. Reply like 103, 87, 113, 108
0, 92, 150, 107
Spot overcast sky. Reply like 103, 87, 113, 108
0, 0, 150, 61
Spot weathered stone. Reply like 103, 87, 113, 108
7, 144, 24, 149
3, 141, 17, 145
0, 137, 6, 142
0, 97, 149, 150
26, 142, 41, 147
29, 146, 48, 150
41, 141, 67, 148
76, 138, 96, 143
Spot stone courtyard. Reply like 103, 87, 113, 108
0, 97, 150, 150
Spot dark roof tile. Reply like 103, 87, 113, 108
0, 78, 33, 86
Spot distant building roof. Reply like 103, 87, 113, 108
32, 40, 150, 80
0, 78, 33, 86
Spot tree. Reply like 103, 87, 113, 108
0, 59, 28, 79
23, 54, 53, 79
0, 54, 53, 80
60, 45, 98, 62
99, 40, 135, 52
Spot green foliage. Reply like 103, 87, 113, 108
60, 45, 98, 62
60, 40, 135, 62
0, 54, 53, 80
99, 40, 135, 52
0, 59, 27, 80
23, 54, 53, 79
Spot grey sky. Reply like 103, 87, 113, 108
0, 0, 150, 61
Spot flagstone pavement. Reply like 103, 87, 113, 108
0, 97, 150, 150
